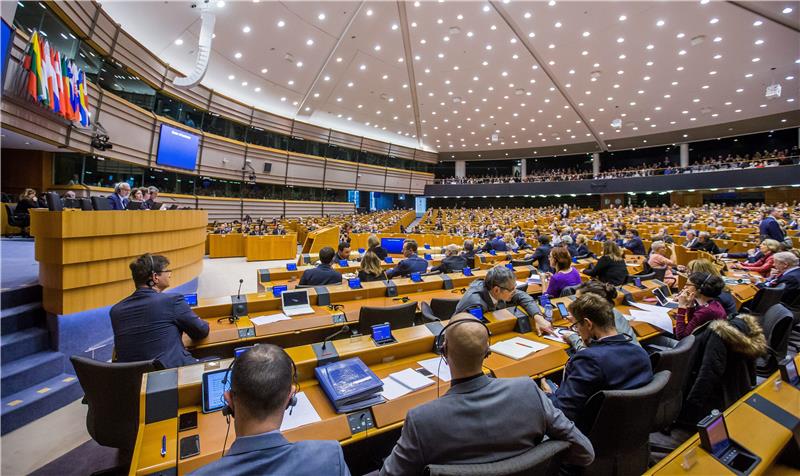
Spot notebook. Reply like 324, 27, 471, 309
490, 337, 549, 360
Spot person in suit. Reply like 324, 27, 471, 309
272, 224, 287, 235
334, 242, 351, 263
759, 207, 785, 243
754, 251, 800, 305
560, 280, 639, 352
299, 247, 343, 286
357, 250, 387, 283
107, 182, 132, 210
583, 240, 629, 285
110, 254, 209, 368
711, 226, 731, 240
190, 344, 350, 476
385, 239, 428, 279
573, 234, 590, 258
690, 231, 721, 255
622, 229, 646, 256
560, 204, 570, 219
460, 239, 476, 268
145, 186, 159, 209
541, 293, 653, 432
682, 230, 699, 249
430, 244, 468, 274
367, 234, 388, 260
454, 265, 555, 336
379, 314, 594, 476
525, 235, 553, 273
12, 189, 39, 230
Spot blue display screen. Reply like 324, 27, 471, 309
372, 323, 392, 342
382, 238, 405, 254
467, 307, 485, 321
184, 293, 198, 306
1, 20, 13, 87
156, 124, 200, 170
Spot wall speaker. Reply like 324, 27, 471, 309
263, 162, 272, 173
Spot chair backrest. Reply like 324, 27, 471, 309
651, 267, 667, 281
759, 303, 794, 368
429, 298, 460, 320
629, 271, 655, 282
424, 439, 571, 476
584, 371, 671, 470
45, 191, 63, 211
91, 196, 112, 211
4, 204, 18, 224
80, 198, 93, 210
70, 355, 158, 451
358, 301, 418, 335
749, 284, 786, 315
650, 336, 696, 431
559, 285, 579, 297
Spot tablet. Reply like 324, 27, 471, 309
201, 368, 229, 413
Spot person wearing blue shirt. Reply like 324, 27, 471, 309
759, 207, 785, 243
107, 182, 132, 210
541, 293, 653, 432
190, 344, 350, 476
385, 239, 429, 279
622, 230, 646, 256
299, 247, 343, 286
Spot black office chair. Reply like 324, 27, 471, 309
628, 271, 655, 282
80, 197, 93, 210
755, 304, 794, 377
4, 204, 28, 236
742, 284, 785, 315
515, 281, 529, 292
91, 196, 113, 211
420, 298, 461, 322
510, 259, 534, 267
560, 285, 580, 297
651, 267, 667, 282
45, 191, 64, 211
649, 336, 696, 445
358, 301, 418, 335
581, 371, 671, 476
70, 356, 160, 475
424, 439, 571, 476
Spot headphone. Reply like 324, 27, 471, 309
434, 317, 492, 359
145, 254, 158, 288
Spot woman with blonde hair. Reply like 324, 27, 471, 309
583, 240, 628, 285
731, 239, 779, 277
648, 241, 677, 287
358, 250, 387, 282
366, 234, 388, 260
13, 188, 39, 230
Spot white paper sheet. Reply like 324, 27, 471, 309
628, 309, 674, 333
490, 337, 550, 360
630, 302, 673, 316
280, 392, 322, 431
250, 313, 291, 326
417, 356, 452, 382
380, 377, 413, 400
389, 368, 435, 390
542, 334, 566, 344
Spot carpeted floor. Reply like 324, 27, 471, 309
0, 238, 38, 290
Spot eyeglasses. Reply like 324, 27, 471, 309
569, 318, 585, 332
156, 269, 172, 275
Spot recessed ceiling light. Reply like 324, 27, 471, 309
467, 31, 474, 37
582, 50, 589, 55
234, 52, 242, 59
700, 0, 710, 4
323, 75, 331, 81
261, 68, 268, 73
485, 44, 492, 50
374, 44, 381, 51
438, 52, 444, 58
646, 61, 654, 66
528, 32, 535, 38
745, 73, 753, 77
549, 43, 556, 49
296, 61, 303, 68
277, 20, 285, 27
617, 37, 625, 43
753, 20, 763, 26
618, 54, 626, 59
174, 38, 183, 45
254, 87, 260, 92
483, 5, 490, 12
306, 39, 314, 46
754, 39, 764, 45
619, 14, 627, 21
359, 64, 366, 70
555, 21, 562, 28
676, 32, 685, 38
280, 97, 286, 102
656, 19, 665, 27
752, 57, 760, 62
288, 80, 294, 85
548, 0, 556, 5
437, 18, 444, 24
242, 25, 251, 33
782, 7, 793, 14
366, 9, 373, 15
709, 17, 719, 24
646, 44, 654, 50
228, 74, 235, 80
677, 66, 684, 71
713, 54, 722, 59
786, 75, 795, 80
313, 92, 320, 98
713, 36, 722, 42
216, 0, 225, 7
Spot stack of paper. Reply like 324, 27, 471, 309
380, 368, 435, 400
280, 392, 322, 431
528, 274, 542, 283
627, 303, 674, 333
417, 356, 452, 382
490, 337, 549, 360
542, 333, 566, 344
251, 313, 292, 326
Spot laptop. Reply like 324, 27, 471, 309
281, 289, 315, 317
653, 288, 679, 309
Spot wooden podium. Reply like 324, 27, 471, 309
244, 234, 297, 261
30, 209, 208, 315
301, 225, 339, 254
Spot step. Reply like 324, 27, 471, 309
0, 302, 44, 335
1, 351, 65, 397
0, 328, 49, 363
1, 373, 83, 435
0, 285, 42, 310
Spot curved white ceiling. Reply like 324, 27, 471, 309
103, 0, 800, 153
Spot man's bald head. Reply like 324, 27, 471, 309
444, 313, 490, 376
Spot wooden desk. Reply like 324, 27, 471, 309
207, 233, 244, 258
29, 209, 207, 315
244, 234, 297, 261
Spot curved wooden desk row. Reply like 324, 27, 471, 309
30, 210, 208, 315
206, 233, 298, 260
645, 355, 800, 476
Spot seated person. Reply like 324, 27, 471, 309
675, 272, 727, 339
573, 234, 590, 257
690, 231, 721, 254
430, 244, 468, 274
560, 280, 639, 352
583, 241, 629, 285
12, 188, 39, 228
334, 242, 351, 263
357, 251, 387, 283
454, 265, 554, 336
754, 251, 800, 305
647, 241, 677, 288
682, 230, 699, 249
299, 247, 343, 286
129, 188, 148, 209
652, 227, 674, 244
622, 230, 646, 256
544, 247, 582, 298
687, 259, 737, 316
191, 344, 350, 476
560, 235, 578, 257
731, 239, 779, 277
481, 232, 508, 252
525, 235, 553, 273
379, 314, 594, 476
711, 226, 731, 240
460, 239, 476, 267
505, 232, 520, 252
272, 224, 287, 235
110, 254, 209, 368
385, 240, 428, 279
367, 234, 388, 260
107, 182, 132, 210
541, 293, 653, 432
145, 186, 159, 209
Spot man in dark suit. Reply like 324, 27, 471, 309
460, 240, 476, 268
430, 244, 468, 274
756, 251, 800, 305
110, 254, 209, 368
759, 207, 785, 243
622, 230, 646, 256
690, 231, 721, 255
191, 344, 350, 476
335, 242, 351, 263
144, 186, 159, 209
385, 239, 428, 279
682, 230, 699, 249
107, 182, 132, 210
541, 293, 653, 432
298, 247, 342, 286
379, 314, 594, 476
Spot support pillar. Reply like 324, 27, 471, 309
455, 160, 466, 178
520, 158, 527, 178
592, 153, 600, 177
680, 143, 689, 168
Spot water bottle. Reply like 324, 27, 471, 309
634, 277, 642, 287
544, 303, 554, 322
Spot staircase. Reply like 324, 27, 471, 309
1, 285, 82, 435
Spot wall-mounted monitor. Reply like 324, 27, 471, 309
1, 19, 14, 89
156, 124, 200, 171
381, 237, 405, 254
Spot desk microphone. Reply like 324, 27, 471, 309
393, 296, 410, 303
321, 325, 350, 351
236, 279, 244, 299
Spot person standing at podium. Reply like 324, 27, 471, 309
110, 253, 209, 368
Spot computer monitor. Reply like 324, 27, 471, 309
201, 368, 229, 413
381, 238, 405, 254
155, 124, 200, 171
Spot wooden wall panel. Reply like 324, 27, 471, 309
198, 134, 246, 180
322, 202, 356, 216
207, 93, 252, 127
286, 154, 325, 187
328, 130, 362, 150
284, 201, 323, 218
94, 93, 155, 167
385, 169, 412, 193
410, 173, 431, 194
355, 167, 386, 192
251, 109, 293, 137
196, 197, 241, 223
323, 160, 358, 190
362, 137, 391, 155
291, 120, 329, 143
245, 146, 288, 185
241, 200, 284, 220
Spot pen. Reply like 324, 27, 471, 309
515, 341, 535, 349
161, 435, 166, 457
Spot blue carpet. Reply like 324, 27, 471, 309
1, 239, 38, 290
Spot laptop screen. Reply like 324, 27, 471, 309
201, 368, 229, 413
706, 416, 732, 457
786, 359, 799, 384
282, 289, 309, 308
652, 288, 669, 306
372, 323, 392, 342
